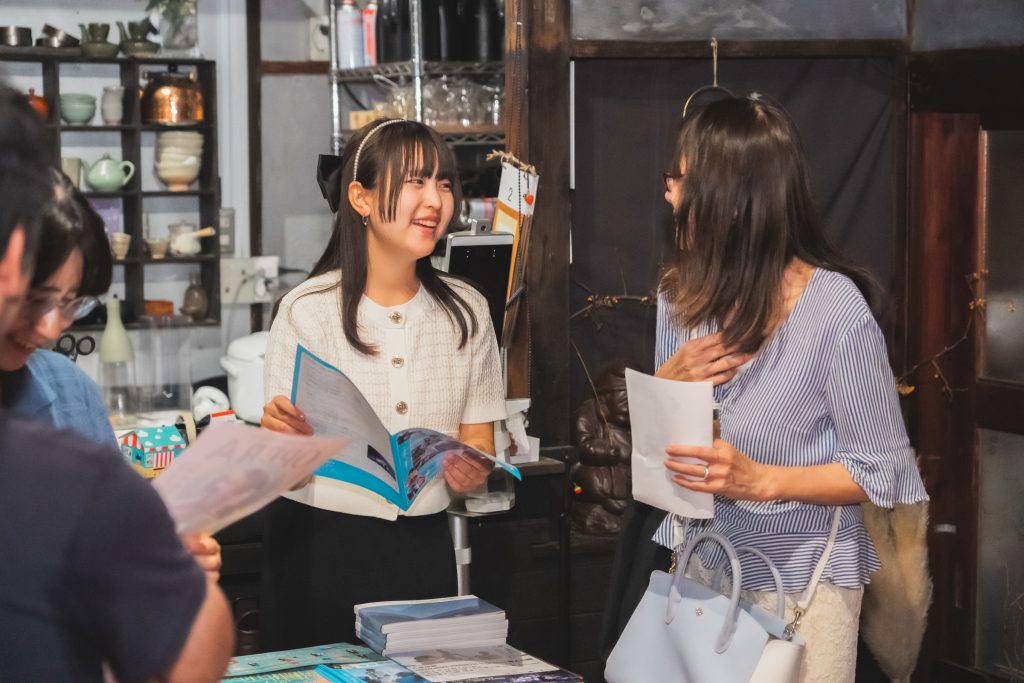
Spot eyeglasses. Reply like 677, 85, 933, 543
662, 171, 685, 192
20, 293, 101, 322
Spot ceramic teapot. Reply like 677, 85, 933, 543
116, 18, 159, 56
84, 154, 135, 192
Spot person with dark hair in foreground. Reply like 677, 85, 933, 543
0, 85, 234, 683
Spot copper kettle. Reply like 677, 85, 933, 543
140, 65, 203, 124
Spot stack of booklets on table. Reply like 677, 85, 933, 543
354, 595, 508, 656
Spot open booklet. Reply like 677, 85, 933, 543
290, 345, 520, 510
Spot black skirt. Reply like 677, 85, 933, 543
260, 497, 457, 651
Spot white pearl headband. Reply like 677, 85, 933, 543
351, 118, 408, 185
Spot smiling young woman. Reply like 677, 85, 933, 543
258, 119, 507, 650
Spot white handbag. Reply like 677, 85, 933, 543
605, 508, 841, 683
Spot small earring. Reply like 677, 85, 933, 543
361, 214, 369, 227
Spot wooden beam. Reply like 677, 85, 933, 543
975, 380, 1024, 436
570, 39, 906, 60
260, 61, 330, 75
906, 112, 980, 673
246, 0, 264, 331
503, 0, 572, 446
910, 49, 1024, 113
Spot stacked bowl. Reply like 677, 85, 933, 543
155, 131, 202, 191
59, 93, 96, 125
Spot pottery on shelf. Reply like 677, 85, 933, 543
59, 93, 96, 125
85, 154, 135, 192
181, 272, 209, 321
117, 19, 159, 56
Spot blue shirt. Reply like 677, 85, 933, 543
652, 268, 928, 591
4, 350, 116, 447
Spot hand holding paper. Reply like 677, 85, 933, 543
624, 369, 714, 519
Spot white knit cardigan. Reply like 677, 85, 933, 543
264, 270, 507, 519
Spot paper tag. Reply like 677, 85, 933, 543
495, 161, 538, 219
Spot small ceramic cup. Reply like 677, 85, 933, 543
60, 157, 82, 188
145, 237, 169, 259
101, 85, 123, 125
109, 232, 131, 260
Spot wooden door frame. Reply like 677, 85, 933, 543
906, 49, 1024, 679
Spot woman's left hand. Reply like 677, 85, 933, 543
443, 452, 493, 493
664, 439, 768, 501
183, 532, 222, 578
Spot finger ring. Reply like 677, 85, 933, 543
699, 464, 710, 481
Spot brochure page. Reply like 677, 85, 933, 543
291, 345, 403, 504
624, 369, 715, 519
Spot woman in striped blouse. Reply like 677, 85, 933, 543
648, 95, 928, 681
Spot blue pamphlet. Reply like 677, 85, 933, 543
290, 345, 520, 510
222, 643, 383, 681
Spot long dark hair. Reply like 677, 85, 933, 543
302, 118, 477, 355
661, 95, 875, 354
32, 168, 112, 296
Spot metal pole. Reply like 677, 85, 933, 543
448, 512, 471, 596
409, 0, 424, 122
328, 0, 343, 155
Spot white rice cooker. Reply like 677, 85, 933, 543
220, 331, 269, 424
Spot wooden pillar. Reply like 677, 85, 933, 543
905, 111, 980, 672
504, 0, 572, 446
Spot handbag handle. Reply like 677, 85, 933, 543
710, 546, 785, 620
666, 531, 743, 654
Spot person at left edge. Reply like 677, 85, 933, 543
0, 167, 222, 574
0, 167, 114, 445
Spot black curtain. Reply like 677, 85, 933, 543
570, 57, 899, 412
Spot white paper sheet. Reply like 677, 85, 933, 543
152, 421, 347, 534
625, 369, 714, 519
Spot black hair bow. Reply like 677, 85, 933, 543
316, 153, 344, 213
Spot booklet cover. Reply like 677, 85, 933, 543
290, 345, 521, 510
356, 596, 504, 634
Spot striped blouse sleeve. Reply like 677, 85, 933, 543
826, 313, 928, 508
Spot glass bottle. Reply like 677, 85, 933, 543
181, 272, 209, 322
99, 296, 137, 427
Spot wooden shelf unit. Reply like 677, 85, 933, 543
1, 51, 222, 330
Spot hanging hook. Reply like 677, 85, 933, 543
681, 36, 733, 118
711, 37, 719, 87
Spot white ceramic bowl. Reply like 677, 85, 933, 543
156, 143, 202, 156
155, 161, 200, 191
157, 132, 203, 145
157, 151, 201, 164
